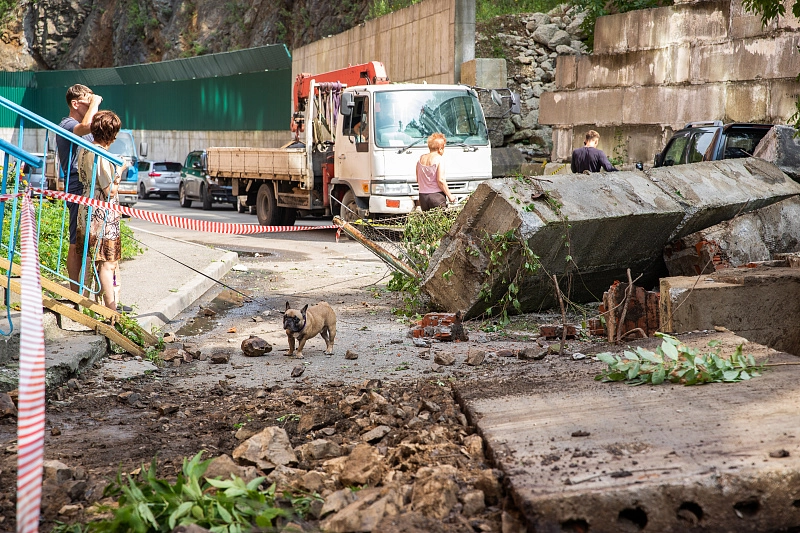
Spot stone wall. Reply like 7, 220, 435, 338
539, 0, 800, 165
291, 0, 466, 85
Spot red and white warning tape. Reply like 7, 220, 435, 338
16, 194, 46, 533
35, 189, 338, 234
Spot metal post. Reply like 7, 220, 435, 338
454, 0, 476, 84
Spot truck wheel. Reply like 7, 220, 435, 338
179, 185, 192, 208
256, 183, 281, 226
281, 209, 297, 226
138, 183, 149, 200
341, 190, 360, 225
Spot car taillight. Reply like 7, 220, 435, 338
149, 172, 161, 177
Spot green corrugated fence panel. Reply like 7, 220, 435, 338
0, 72, 36, 128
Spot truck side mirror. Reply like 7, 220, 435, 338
490, 90, 503, 107
140, 142, 148, 158
341, 93, 354, 117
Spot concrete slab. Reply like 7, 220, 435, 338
422, 158, 800, 316
101, 358, 158, 379
457, 332, 800, 532
660, 265, 800, 355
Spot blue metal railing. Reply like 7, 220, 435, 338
0, 95, 124, 335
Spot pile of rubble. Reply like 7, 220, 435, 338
477, 5, 588, 156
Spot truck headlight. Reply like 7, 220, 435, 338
371, 182, 413, 195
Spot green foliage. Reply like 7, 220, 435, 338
741, 0, 800, 25
388, 208, 458, 316
127, 0, 148, 38
608, 128, 627, 167
477, 229, 540, 327
477, 0, 564, 21
367, 0, 423, 20
1, 198, 142, 279
0, 0, 17, 24
569, 0, 672, 50
595, 333, 765, 385
83, 452, 286, 532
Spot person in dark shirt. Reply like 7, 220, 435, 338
57, 84, 102, 292
571, 130, 618, 174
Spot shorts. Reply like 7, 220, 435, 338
67, 177, 83, 245
419, 192, 447, 211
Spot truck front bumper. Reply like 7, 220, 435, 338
118, 193, 138, 207
368, 196, 417, 215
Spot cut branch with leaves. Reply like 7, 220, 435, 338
595, 333, 764, 385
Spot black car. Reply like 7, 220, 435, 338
179, 150, 236, 210
654, 121, 773, 168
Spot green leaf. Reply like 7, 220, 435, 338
216, 502, 234, 523
627, 362, 640, 380
661, 341, 679, 361
652, 366, 666, 385
596, 352, 616, 364
722, 369, 741, 381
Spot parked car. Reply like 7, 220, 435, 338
654, 121, 773, 168
137, 161, 182, 199
179, 150, 236, 210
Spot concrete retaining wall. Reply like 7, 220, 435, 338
540, 0, 800, 164
291, 0, 468, 84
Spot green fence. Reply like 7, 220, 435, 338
0, 45, 292, 131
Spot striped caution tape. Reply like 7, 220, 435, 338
35, 189, 338, 234
16, 194, 46, 533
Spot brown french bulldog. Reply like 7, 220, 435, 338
283, 301, 337, 358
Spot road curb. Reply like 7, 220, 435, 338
136, 250, 239, 333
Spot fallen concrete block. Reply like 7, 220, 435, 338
422, 158, 800, 317
660, 265, 800, 354
664, 196, 800, 276
753, 125, 800, 182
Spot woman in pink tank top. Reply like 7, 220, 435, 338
416, 132, 455, 211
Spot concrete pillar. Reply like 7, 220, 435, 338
454, 0, 475, 84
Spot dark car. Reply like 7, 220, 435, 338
654, 121, 773, 168
179, 150, 236, 210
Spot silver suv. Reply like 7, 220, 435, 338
137, 161, 182, 199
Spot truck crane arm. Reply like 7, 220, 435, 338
292, 61, 390, 114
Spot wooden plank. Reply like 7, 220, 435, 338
0, 257, 158, 347
5, 278, 145, 357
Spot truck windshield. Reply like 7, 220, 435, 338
109, 132, 136, 159
373, 90, 488, 148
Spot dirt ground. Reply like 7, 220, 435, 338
0, 240, 614, 532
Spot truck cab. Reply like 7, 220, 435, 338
331, 84, 492, 222
108, 129, 144, 207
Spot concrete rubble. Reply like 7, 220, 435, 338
422, 158, 800, 317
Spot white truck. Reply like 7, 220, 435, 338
206, 62, 511, 226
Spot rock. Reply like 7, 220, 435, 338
519, 347, 546, 360
572, 352, 586, 360
297, 439, 343, 461
65, 480, 87, 501
556, 44, 577, 55
548, 29, 571, 49
235, 426, 259, 441
158, 404, 179, 415
265, 464, 305, 491
345, 350, 359, 360
525, 13, 551, 32
502, 509, 527, 533
161, 347, 182, 361
463, 434, 483, 458
232, 426, 298, 470
58, 504, 82, 517
297, 408, 340, 434
210, 351, 230, 364
339, 444, 386, 486
461, 489, 486, 517
517, 55, 532, 65
320, 488, 358, 517
361, 425, 391, 443
412, 338, 429, 347
183, 343, 201, 357
321, 487, 401, 533
67, 379, 79, 390
43, 460, 73, 483
51, 427, 61, 436
200, 307, 217, 317
466, 348, 485, 366
299, 470, 327, 493
291, 365, 305, 378
204, 454, 259, 483
241, 335, 272, 357
497, 349, 516, 358
433, 351, 455, 366
421, 399, 440, 413
475, 469, 502, 505
162, 332, 175, 343
531, 24, 559, 46
0, 392, 17, 417
412, 466, 459, 519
